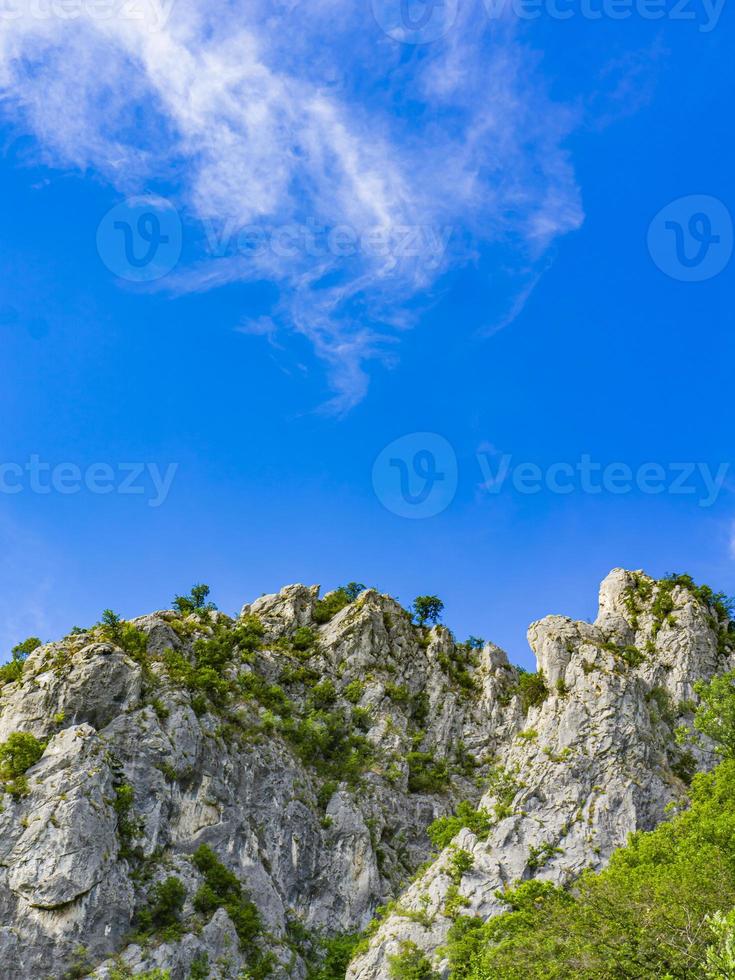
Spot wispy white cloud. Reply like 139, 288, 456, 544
0, 0, 584, 410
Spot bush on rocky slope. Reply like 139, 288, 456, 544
444, 669, 735, 979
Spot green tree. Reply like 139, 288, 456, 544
704, 910, 735, 978
0, 637, 41, 686
445, 762, 735, 978
11, 637, 41, 658
413, 596, 444, 627
173, 584, 216, 615
695, 670, 735, 757
343, 582, 367, 601
101, 609, 124, 642
308, 933, 361, 979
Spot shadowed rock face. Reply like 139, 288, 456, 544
0, 570, 730, 979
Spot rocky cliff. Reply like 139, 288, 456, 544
0, 569, 731, 979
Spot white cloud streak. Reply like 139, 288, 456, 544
0, 0, 583, 410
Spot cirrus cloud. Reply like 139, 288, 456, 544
0, 0, 583, 410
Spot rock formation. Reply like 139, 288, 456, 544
0, 569, 730, 979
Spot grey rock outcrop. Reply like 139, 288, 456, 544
0, 570, 729, 979
347, 570, 732, 979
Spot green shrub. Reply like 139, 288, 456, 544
109, 968, 171, 980
410, 692, 430, 728
292, 627, 317, 652
343, 680, 365, 704
137, 876, 187, 936
313, 583, 367, 624
485, 765, 521, 820
517, 671, 548, 713
314, 590, 351, 624
671, 749, 697, 785
11, 636, 42, 658
445, 758, 735, 978
63, 945, 93, 979
0, 731, 45, 776
113, 782, 141, 858
516, 728, 538, 742
191, 844, 271, 975
163, 620, 257, 710
447, 847, 474, 884
428, 801, 494, 850
306, 932, 361, 979
388, 941, 439, 979
695, 670, 735, 757
351, 706, 372, 732
309, 680, 337, 710
189, 952, 209, 979
407, 751, 449, 794
385, 683, 410, 705
172, 584, 216, 615
234, 614, 265, 658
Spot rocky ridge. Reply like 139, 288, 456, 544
0, 569, 731, 979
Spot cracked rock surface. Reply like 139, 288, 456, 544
0, 570, 729, 978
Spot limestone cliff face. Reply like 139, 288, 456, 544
0, 571, 730, 979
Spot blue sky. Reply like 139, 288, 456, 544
0, 1, 733, 668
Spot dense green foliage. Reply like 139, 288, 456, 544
306, 933, 362, 979
162, 616, 264, 711
695, 670, 735, 757
443, 666, 735, 979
